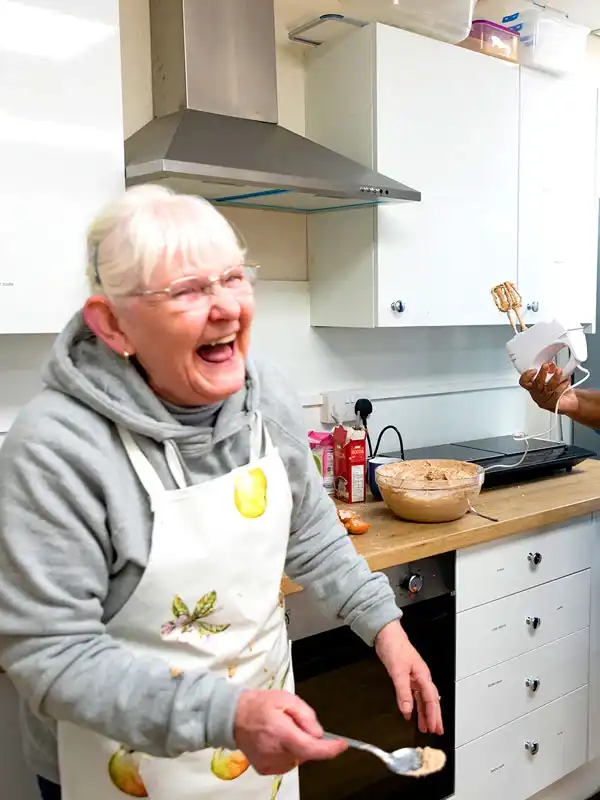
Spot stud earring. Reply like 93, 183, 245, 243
123, 350, 130, 360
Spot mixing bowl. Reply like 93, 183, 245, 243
375, 459, 485, 523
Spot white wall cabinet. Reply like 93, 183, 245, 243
306, 24, 598, 329
0, 0, 125, 334
306, 23, 519, 328
518, 68, 599, 329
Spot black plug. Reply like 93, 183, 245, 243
355, 398, 373, 458
354, 398, 373, 426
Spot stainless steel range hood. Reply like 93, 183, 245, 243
124, 0, 421, 212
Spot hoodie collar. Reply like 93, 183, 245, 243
43, 312, 258, 445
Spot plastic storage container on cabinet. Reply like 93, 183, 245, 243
503, 8, 589, 76
461, 19, 519, 62
339, 0, 476, 43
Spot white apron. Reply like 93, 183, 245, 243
58, 412, 299, 800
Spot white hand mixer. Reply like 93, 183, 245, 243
489, 282, 590, 473
491, 282, 588, 380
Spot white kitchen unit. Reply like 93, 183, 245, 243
455, 515, 593, 613
455, 516, 596, 800
517, 69, 599, 329
305, 24, 598, 329
0, 0, 125, 334
306, 23, 519, 328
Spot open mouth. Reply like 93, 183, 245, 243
196, 334, 237, 364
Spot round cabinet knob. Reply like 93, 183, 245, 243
525, 677, 541, 693
390, 300, 406, 313
401, 574, 424, 594
527, 301, 539, 313
526, 615, 541, 630
525, 741, 540, 756
528, 552, 543, 568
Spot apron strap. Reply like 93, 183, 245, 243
249, 411, 274, 462
164, 440, 188, 490
116, 426, 167, 506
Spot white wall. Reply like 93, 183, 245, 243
253, 282, 530, 442
1, 0, 598, 450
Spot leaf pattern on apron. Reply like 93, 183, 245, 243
266, 653, 291, 690
271, 775, 283, 798
160, 591, 230, 641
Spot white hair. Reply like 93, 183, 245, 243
86, 185, 246, 298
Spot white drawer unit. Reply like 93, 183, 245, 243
456, 516, 593, 612
455, 686, 588, 800
456, 628, 589, 747
456, 570, 590, 680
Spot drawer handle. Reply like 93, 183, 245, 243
525, 677, 541, 692
526, 616, 541, 630
528, 552, 542, 568
525, 741, 540, 756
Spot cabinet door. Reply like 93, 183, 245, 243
456, 569, 591, 680
455, 686, 588, 800
0, 0, 125, 333
456, 515, 593, 613
456, 627, 589, 747
518, 68, 598, 328
375, 25, 519, 327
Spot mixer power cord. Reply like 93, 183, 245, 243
485, 363, 591, 473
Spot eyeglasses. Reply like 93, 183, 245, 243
131, 264, 259, 304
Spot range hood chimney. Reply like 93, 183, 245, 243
124, 0, 421, 212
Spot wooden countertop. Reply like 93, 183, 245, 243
282, 459, 600, 596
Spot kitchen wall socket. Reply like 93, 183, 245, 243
321, 391, 365, 425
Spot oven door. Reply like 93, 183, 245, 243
291, 591, 455, 800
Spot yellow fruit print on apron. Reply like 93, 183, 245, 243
108, 747, 148, 797
210, 749, 250, 781
234, 466, 268, 518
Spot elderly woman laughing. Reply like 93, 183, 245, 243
0, 186, 442, 800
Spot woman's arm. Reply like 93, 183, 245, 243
261, 383, 401, 644
0, 402, 241, 756
283, 443, 402, 645
272, 421, 443, 736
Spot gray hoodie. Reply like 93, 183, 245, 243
0, 313, 401, 785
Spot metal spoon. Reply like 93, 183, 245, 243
468, 502, 499, 523
322, 732, 427, 775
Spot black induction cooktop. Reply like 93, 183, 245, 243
381, 435, 597, 488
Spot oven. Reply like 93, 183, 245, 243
285, 552, 455, 800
